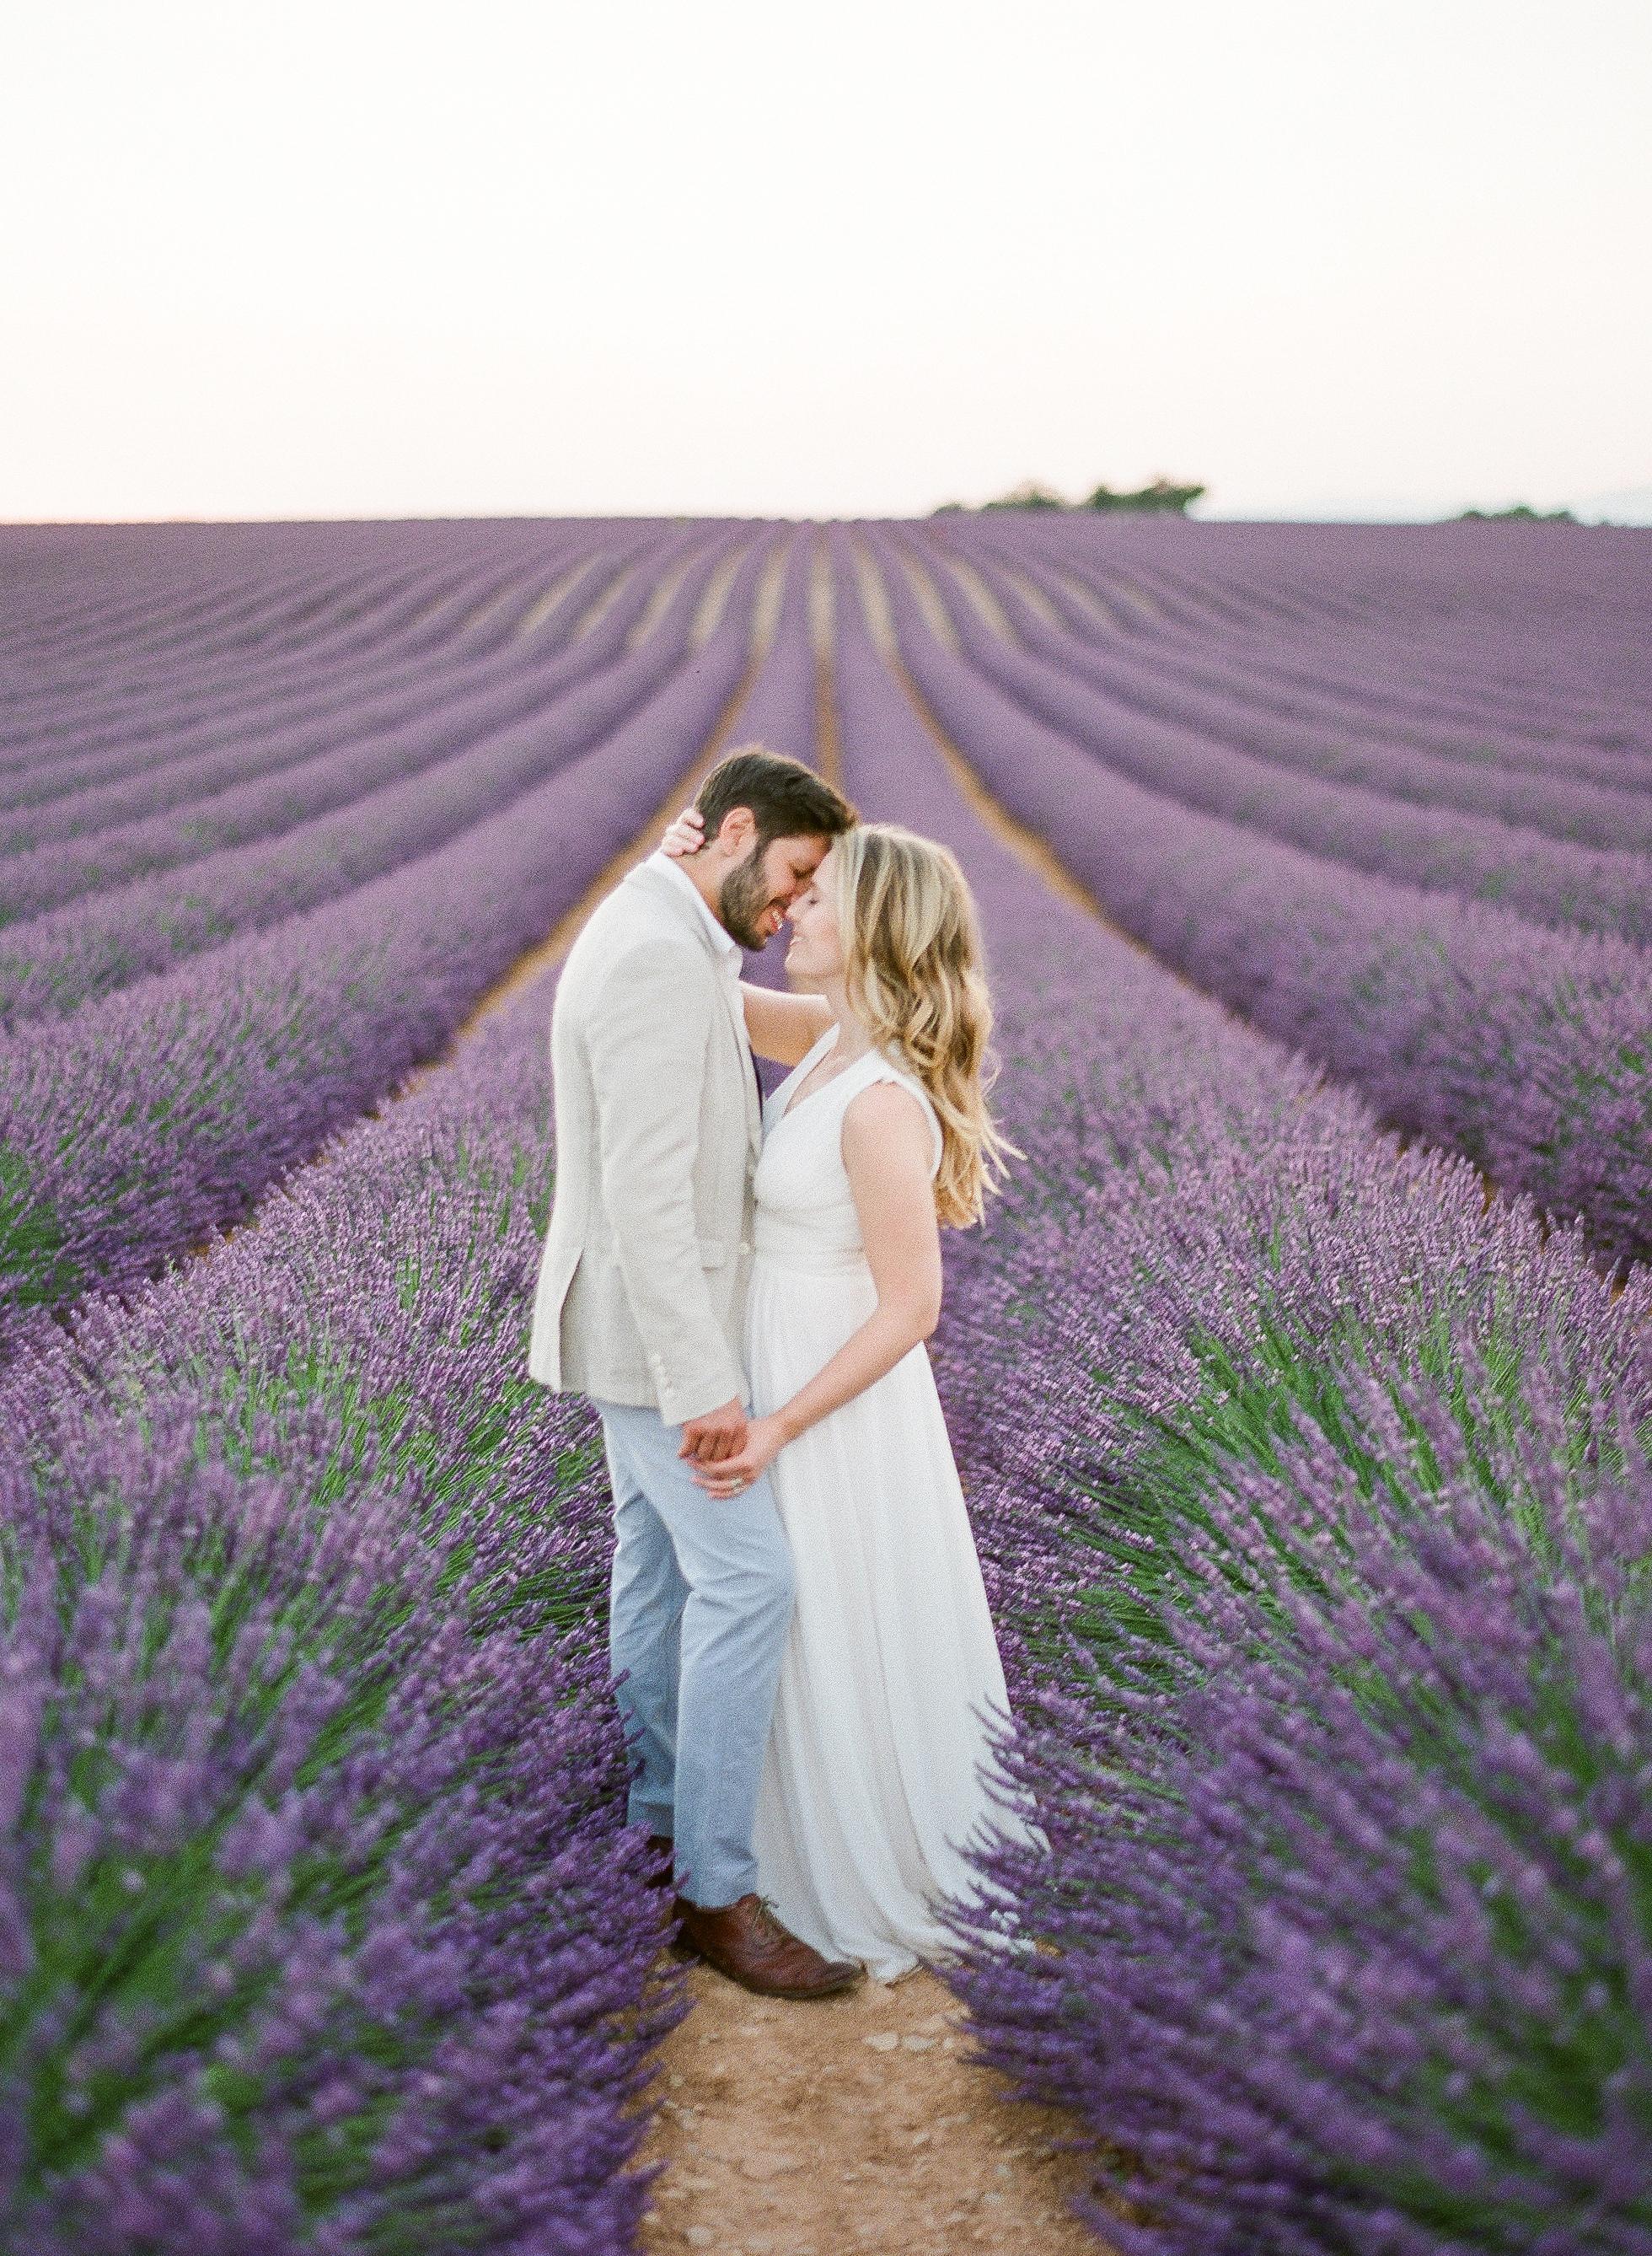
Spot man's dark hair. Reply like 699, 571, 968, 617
695, 745, 856, 850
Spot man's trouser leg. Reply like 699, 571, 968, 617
596, 1399, 795, 1909
602, 1415, 689, 1842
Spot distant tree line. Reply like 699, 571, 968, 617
934, 475, 1206, 516
1456, 502, 1578, 522
929, 487, 1592, 523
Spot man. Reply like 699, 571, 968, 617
528, 746, 860, 1999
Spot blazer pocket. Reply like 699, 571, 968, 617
698, 1237, 728, 1269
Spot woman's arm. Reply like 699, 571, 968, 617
742, 980, 834, 1066
693, 1082, 941, 1496
657, 803, 831, 1065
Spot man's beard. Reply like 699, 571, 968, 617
716, 844, 775, 950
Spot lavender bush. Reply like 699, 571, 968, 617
829, 530, 1652, 2251
0, 1397, 673, 2254
0, 942, 689, 2247
950, 1378, 1652, 2256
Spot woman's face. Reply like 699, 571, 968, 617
783, 846, 845, 984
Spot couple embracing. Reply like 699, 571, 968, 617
528, 749, 1035, 1998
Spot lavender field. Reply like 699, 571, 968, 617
2, 512, 1649, 2253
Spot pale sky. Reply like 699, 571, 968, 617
3, 0, 1648, 522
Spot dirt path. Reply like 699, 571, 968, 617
638, 1961, 1105, 2256
850, 531, 1165, 943
630, 532, 1112, 2256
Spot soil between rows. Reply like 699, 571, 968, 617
625, 543, 1108, 2253
636, 1958, 1108, 2256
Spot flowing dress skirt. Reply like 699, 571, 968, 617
747, 1247, 1031, 1981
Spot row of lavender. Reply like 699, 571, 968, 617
0, 520, 627, 758
0, 961, 673, 2253
828, 534, 1652, 2253
0, 530, 801, 1346
977, 531, 1652, 801
856, 530, 1652, 1266
944, 513, 1650, 760
0, 566, 828, 2251
0, 533, 656, 898
0, 534, 727, 1018
911, 530, 1652, 943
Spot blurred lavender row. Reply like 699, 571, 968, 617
829, 531, 1652, 2252
903, 532, 1652, 937
0, 530, 785, 1341
0, 534, 738, 1015
0, 521, 636, 752
0, 931, 689, 2251
860, 532, 1652, 1265
0, 534, 650, 853
949, 512, 1651, 755
0, 546, 513, 775
960, 533, 1652, 809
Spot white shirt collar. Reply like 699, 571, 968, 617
646, 850, 741, 970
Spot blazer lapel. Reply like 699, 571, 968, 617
715, 971, 763, 1161
626, 861, 761, 1160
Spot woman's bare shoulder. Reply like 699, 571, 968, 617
842, 1072, 943, 1176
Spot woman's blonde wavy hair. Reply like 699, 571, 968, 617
830, 824, 1017, 1227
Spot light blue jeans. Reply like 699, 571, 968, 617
593, 1397, 796, 1909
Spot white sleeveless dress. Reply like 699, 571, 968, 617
747, 1023, 1034, 1981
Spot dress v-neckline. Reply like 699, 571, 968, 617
776, 1023, 873, 1128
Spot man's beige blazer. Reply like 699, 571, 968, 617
527, 858, 760, 1422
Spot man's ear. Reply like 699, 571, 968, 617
716, 805, 758, 857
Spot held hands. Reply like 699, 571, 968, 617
691, 1413, 788, 1499
678, 1395, 748, 1465
662, 806, 706, 858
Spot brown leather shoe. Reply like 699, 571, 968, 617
673, 1891, 863, 1999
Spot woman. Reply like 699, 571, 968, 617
662, 808, 1037, 1982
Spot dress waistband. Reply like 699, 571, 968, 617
752, 1227, 872, 1278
